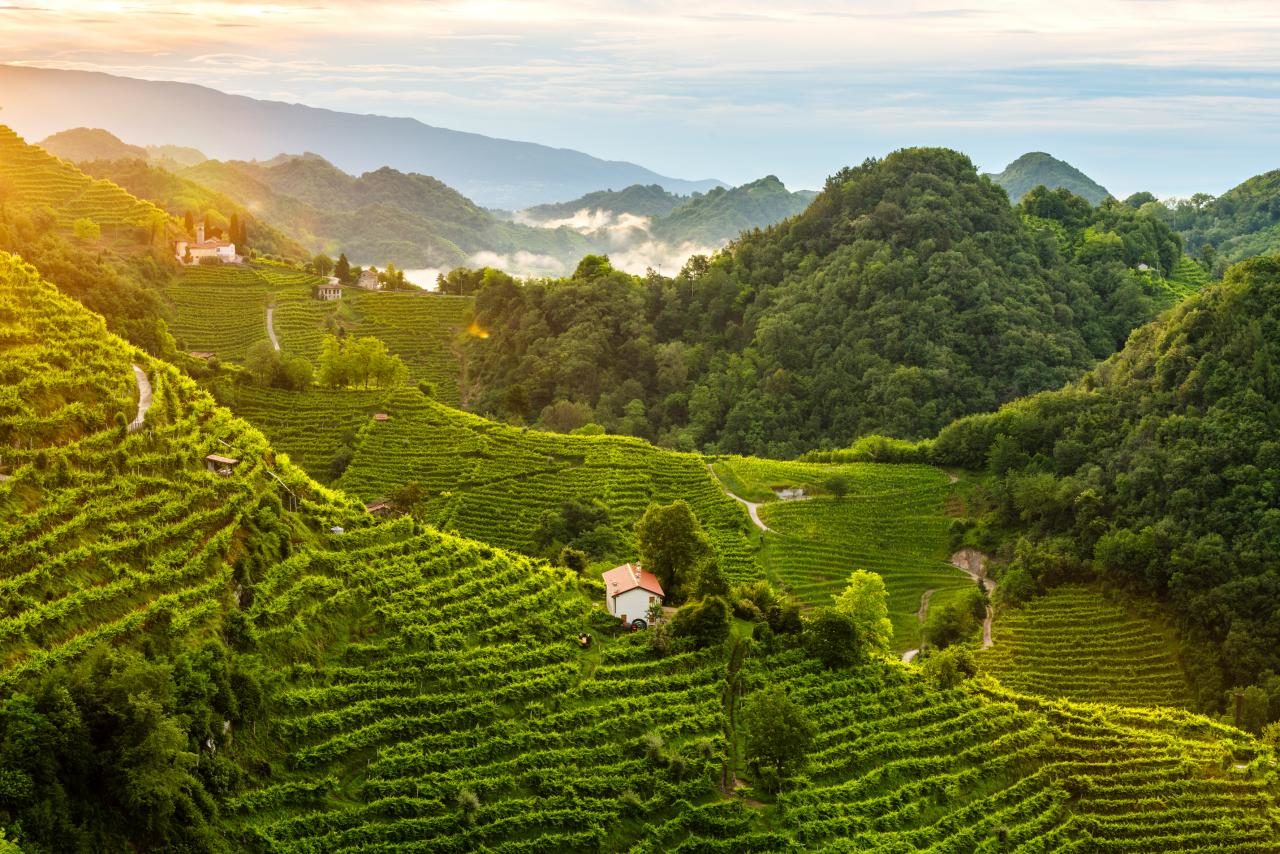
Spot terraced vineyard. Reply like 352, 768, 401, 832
1146, 256, 1211, 308
165, 264, 471, 402
273, 286, 341, 362
5, 248, 1280, 852
713, 458, 972, 650
342, 290, 472, 398
167, 265, 271, 360
0, 252, 359, 685
222, 385, 389, 476
0, 124, 168, 236
230, 529, 728, 851
225, 386, 759, 580
752, 654, 1278, 852
334, 389, 759, 581
981, 585, 1195, 709
229, 545, 1280, 854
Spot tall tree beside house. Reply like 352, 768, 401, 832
312, 254, 334, 278
634, 500, 712, 603
183, 210, 194, 236
334, 253, 351, 285
228, 212, 246, 249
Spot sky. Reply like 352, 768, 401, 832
3, 1, 1280, 198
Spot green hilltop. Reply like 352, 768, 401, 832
519, 183, 688, 221
986, 151, 1112, 205
460, 149, 1191, 457
1157, 168, 1280, 274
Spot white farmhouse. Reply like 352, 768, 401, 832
602, 563, 665, 626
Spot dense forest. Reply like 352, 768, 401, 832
814, 255, 1280, 712
465, 148, 1184, 456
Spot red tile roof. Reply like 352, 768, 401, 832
602, 563, 664, 599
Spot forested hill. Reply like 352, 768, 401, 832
517, 176, 816, 248
1155, 169, 1280, 274
519, 183, 687, 221
650, 175, 815, 245
39, 127, 146, 162
986, 151, 1112, 205
465, 148, 1186, 456
924, 254, 1280, 708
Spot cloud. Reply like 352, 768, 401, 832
511, 205, 720, 273
514, 207, 653, 246
467, 250, 568, 277
6, 1, 1280, 197
606, 239, 718, 276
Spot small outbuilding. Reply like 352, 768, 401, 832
603, 563, 664, 628
365, 499, 394, 517
372, 412, 390, 422
188, 351, 215, 361
204, 454, 240, 477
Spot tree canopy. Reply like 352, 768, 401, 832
461, 148, 1182, 456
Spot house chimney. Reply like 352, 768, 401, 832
196, 223, 205, 243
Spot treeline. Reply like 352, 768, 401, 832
1151, 173, 1280, 275
0, 203, 177, 356
462, 149, 1184, 457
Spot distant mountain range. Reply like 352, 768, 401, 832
45, 127, 811, 274
986, 152, 1112, 205
515, 175, 816, 249
0, 64, 723, 208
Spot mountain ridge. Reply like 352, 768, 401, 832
0, 64, 724, 208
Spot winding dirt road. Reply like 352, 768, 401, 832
707, 464, 774, 532
128, 364, 152, 433
266, 307, 280, 351
951, 548, 996, 648
901, 551, 995, 662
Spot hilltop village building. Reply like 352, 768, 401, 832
603, 563, 664, 627
357, 269, 383, 290
314, 279, 343, 301
175, 223, 239, 265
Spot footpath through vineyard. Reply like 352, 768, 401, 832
127, 363, 151, 432
266, 306, 280, 351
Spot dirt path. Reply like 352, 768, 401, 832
707, 464, 773, 533
128, 364, 152, 433
265, 307, 280, 351
900, 588, 937, 663
951, 548, 995, 648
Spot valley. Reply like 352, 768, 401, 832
1, 80, 1279, 853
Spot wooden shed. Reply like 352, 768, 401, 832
204, 454, 240, 477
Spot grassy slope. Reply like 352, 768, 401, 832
5, 250, 1280, 851
0, 124, 168, 236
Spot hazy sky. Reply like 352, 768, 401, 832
4, 1, 1280, 197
